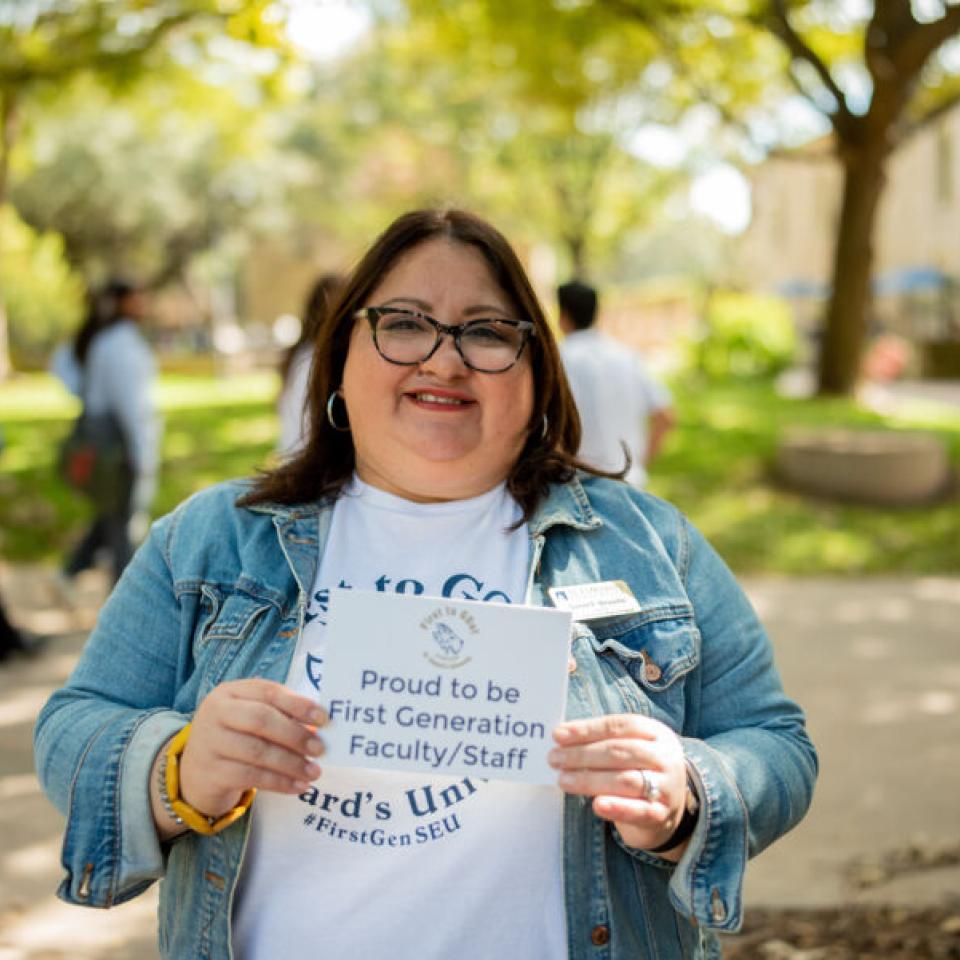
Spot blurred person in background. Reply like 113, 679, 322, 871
0, 592, 44, 661
51, 278, 161, 584
276, 273, 342, 457
558, 279, 675, 488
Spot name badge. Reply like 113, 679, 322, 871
547, 580, 641, 620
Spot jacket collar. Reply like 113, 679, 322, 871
529, 474, 602, 537
245, 474, 602, 537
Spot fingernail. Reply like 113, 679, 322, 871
293, 780, 311, 792
311, 707, 329, 726
553, 726, 572, 743
305, 737, 324, 756
304, 762, 321, 779
547, 749, 562, 766
558, 771, 576, 787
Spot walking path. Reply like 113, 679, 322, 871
1, 564, 958, 958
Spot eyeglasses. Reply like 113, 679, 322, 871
356, 306, 535, 373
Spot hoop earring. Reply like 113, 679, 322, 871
326, 391, 350, 432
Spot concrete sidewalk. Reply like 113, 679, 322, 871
1, 565, 958, 958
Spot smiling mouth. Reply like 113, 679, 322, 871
409, 391, 474, 407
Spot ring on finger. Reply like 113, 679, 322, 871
641, 769, 661, 803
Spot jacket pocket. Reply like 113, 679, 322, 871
582, 602, 700, 725
196, 591, 273, 688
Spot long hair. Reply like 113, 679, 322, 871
279, 273, 342, 385
240, 208, 618, 521
73, 279, 135, 366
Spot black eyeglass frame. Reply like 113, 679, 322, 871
355, 306, 536, 373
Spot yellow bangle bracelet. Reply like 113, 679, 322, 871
163, 723, 256, 836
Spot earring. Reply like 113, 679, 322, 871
541, 414, 549, 441
326, 391, 350, 432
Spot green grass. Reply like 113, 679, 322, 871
1, 371, 958, 574
0, 371, 281, 562
647, 378, 960, 575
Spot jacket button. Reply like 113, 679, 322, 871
710, 888, 726, 923
590, 924, 610, 946
643, 659, 662, 682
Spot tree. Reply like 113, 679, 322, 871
378, 0, 679, 277
0, 0, 284, 376
12, 72, 287, 296
599, 0, 960, 394
757, 0, 960, 394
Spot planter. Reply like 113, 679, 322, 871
776, 429, 951, 506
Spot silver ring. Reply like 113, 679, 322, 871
641, 769, 661, 803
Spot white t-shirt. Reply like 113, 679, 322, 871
560, 328, 671, 487
233, 477, 566, 960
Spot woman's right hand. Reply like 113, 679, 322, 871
178, 678, 328, 818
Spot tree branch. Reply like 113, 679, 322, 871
598, 0, 702, 29
0, 10, 220, 87
891, 4, 960, 79
598, 0, 762, 146
865, 0, 913, 87
765, 0, 858, 138
898, 87, 960, 139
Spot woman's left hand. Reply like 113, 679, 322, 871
549, 714, 688, 856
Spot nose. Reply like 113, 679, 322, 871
420, 328, 468, 377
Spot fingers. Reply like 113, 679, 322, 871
549, 737, 657, 772
549, 712, 688, 852
556, 766, 659, 803
222, 678, 328, 728
218, 695, 325, 760
553, 713, 662, 747
549, 715, 670, 786
212, 727, 323, 789
181, 679, 330, 814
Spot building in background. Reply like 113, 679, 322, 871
739, 100, 960, 376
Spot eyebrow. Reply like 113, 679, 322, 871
380, 296, 513, 317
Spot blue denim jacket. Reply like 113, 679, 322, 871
35, 475, 817, 959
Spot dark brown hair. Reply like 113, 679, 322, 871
74, 278, 137, 366
557, 279, 598, 331
240, 208, 616, 521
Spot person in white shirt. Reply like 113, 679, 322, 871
52, 279, 160, 583
558, 280, 674, 487
276, 273, 342, 457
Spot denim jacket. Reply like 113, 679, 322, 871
35, 475, 817, 960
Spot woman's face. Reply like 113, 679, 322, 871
341, 237, 535, 502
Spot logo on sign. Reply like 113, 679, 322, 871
420, 605, 477, 669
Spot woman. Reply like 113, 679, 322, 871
36, 209, 817, 959
276, 273, 342, 456
52, 279, 160, 583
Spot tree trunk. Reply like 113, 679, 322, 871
0, 88, 18, 381
565, 231, 588, 279
816, 141, 887, 396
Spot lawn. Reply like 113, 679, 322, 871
0, 370, 958, 574
0, 371, 280, 563
648, 377, 960, 574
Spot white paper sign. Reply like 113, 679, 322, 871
319, 589, 572, 785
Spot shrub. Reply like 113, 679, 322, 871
0, 206, 85, 367
689, 291, 797, 381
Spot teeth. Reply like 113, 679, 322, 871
416, 393, 466, 405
